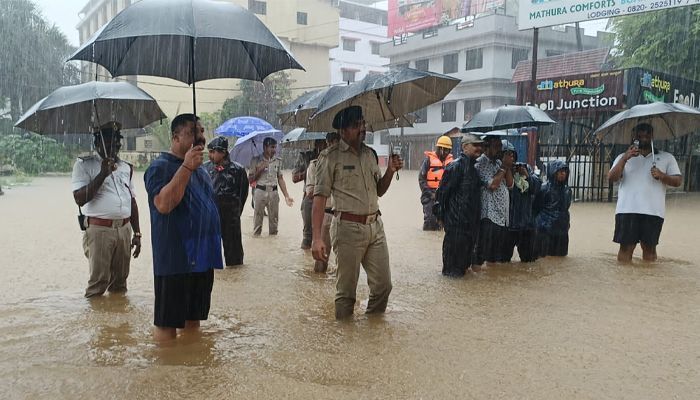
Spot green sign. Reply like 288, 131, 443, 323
571, 85, 605, 96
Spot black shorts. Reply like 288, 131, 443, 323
613, 213, 664, 246
154, 269, 214, 328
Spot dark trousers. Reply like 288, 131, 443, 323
421, 189, 440, 231
536, 231, 569, 257
442, 229, 475, 277
216, 196, 243, 266
502, 229, 537, 262
301, 194, 313, 247
475, 219, 507, 265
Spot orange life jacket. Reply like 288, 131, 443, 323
424, 151, 454, 189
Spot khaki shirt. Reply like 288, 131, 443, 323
306, 159, 332, 208
314, 139, 380, 215
248, 156, 282, 187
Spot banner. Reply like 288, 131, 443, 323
388, 0, 505, 37
626, 68, 700, 108
519, 0, 700, 31
517, 70, 625, 116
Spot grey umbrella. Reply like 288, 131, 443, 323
14, 81, 166, 134
68, 0, 304, 115
282, 128, 328, 145
278, 88, 337, 127
462, 105, 555, 132
306, 68, 460, 132
594, 102, 700, 144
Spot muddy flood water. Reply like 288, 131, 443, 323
1, 170, 699, 399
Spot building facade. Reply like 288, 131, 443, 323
330, 1, 389, 85
379, 12, 612, 139
76, 0, 339, 117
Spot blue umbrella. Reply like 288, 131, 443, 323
215, 116, 275, 138
230, 129, 283, 167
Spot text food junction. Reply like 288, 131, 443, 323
516, 68, 700, 117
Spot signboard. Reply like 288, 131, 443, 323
388, 0, 505, 37
626, 67, 700, 108
388, 0, 442, 37
517, 70, 625, 116
519, 0, 700, 31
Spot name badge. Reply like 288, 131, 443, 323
343, 165, 355, 170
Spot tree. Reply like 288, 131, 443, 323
0, 0, 80, 124
611, 7, 700, 81
218, 72, 294, 127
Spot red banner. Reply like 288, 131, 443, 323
388, 0, 442, 37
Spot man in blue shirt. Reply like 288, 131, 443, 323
145, 114, 223, 342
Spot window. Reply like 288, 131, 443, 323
545, 50, 563, 57
370, 41, 380, 55
511, 48, 529, 69
144, 139, 152, 149
464, 99, 481, 121
441, 102, 457, 122
415, 59, 429, 71
297, 12, 308, 25
395, 62, 409, 70
248, 0, 266, 15
443, 53, 458, 74
342, 38, 356, 52
342, 70, 357, 83
414, 107, 428, 123
465, 48, 483, 71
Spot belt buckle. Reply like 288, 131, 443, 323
366, 214, 377, 224
266, 186, 273, 192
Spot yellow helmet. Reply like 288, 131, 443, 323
436, 135, 452, 149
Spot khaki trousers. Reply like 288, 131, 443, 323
253, 188, 279, 235
82, 221, 132, 297
331, 216, 392, 319
314, 213, 333, 273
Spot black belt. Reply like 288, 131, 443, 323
256, 185, 277, 191
324, 208, 334, 215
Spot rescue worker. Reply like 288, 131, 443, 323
204, 136, 249, 267
311, 106, 404, 319
418, 135, 454, 230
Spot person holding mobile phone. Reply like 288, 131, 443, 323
607, 123, 683, 262
71, 121, 141, 298
145, 114, 223, 342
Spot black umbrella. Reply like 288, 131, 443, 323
594, 102, 700, 143
306, 68, 460, 131
68, 0, 304, 115
14, 81, 165, 134
462, 105, 556, 132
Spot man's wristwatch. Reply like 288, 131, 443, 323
133, 232, 142, 238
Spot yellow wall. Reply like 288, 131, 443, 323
76, 0, 339, 118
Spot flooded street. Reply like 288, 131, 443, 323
1, 170, 699, 399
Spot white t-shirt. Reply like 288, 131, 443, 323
71, 155, 135, 219
612, 150, 681, 218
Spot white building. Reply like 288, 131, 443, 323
379, 12, 612, 138
330, 1, 389, 85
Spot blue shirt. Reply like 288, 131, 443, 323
145, 152, 223, 276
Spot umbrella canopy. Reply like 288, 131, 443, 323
278, 88, 338, 127
14, 81, 165, 134
306, 68, 460, 131
282, 128, 327, 144
68, 0, 304, 114
462, 105, 556, 133
594, 102, 700, 144
366, 113, 417, 132
229, 129, 283, 167
215, 116, 275, 138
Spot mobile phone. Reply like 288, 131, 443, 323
632, 139, 640, 150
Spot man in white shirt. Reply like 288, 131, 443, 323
607, 123, 682, 262
72, 122, 141, 297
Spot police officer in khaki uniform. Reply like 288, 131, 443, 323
311, 106, 403, 319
